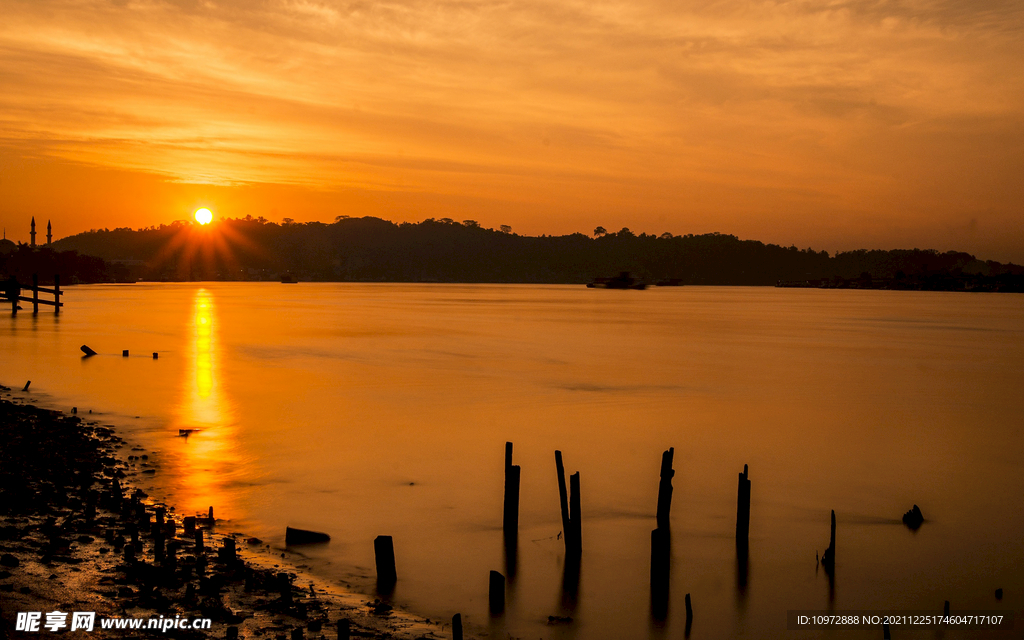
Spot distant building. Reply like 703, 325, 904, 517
47, 220, 52, 245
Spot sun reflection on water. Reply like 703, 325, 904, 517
172, 288, 239, 516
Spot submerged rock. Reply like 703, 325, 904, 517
902, 505, 924, 530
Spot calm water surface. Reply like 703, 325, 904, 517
2, 283, 1022, 639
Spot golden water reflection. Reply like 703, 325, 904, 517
171, 288, 239, 515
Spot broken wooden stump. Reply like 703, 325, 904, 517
503, 442, 521, 539
80, 345, 97, 357
374, 535, 397, 587
656, 447, 674, 529
220, 537, 236, 562
451, 613, 463, 640
554, 450, 582, 556
489, 570, 505, 614
336, 618, 350, 640
736, 464, 751, 548
554, 450, 583, 556
22, 381, 30, 392
650, 527, 670, 619
122, 350, 129, 357
286, 527, 331, 545
183, 516, 196, 536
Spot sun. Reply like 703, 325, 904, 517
194, 208, 213, 225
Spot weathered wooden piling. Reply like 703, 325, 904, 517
555, 451, 583, 555
650, 527, 670, 589
32, 274, 39, 314
290, 627, 303, 640
336, 619, 350, 640
278, 572, 292, 604
208, 506, 214, 521
374, 535, 397, 585
821, 510, 836, 573
489, 570, 505, 614
194, 529, 204, 552
222, 537, 236, 561
555, 450, 571, 542
153, 352, 159, 359
123, 349, 129, 357
569, 471, 581, 551
736, 464, 751, 547
656, 447, 674, 529
183, 516, 196, 536
81, 345, 97, 357
685, 592, 693, 637
109, 478, 123, 507
22, 381, 30, 392
503, 442, 521, 538
451, 613, 463, 640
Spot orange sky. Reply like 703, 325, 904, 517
1, 0, 1022, 261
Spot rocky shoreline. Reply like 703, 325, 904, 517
0, 389, 458, 639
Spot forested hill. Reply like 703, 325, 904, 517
50, 217, 1024, 287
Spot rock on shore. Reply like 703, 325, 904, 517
0, 390, 458, 639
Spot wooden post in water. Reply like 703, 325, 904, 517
488, 570, 505, 614
374, 535, 397, 586
685, 593, 693, 637
736, 464, 751, 548
569, 472, 581, 553
32, 274, 39, 314
53, 275, 60, 315
451, 613, 463, 640
554, 450, 582, 555
555, 450, 571, 546
503, 442, 520, 538
821, 510, 836, 574
656, 447, 674, 529
336, 619, 350, 640
650, 527, 670, 595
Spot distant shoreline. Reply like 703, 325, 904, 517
3, 218, 1019, 290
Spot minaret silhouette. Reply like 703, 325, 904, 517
30, 217, 36, 247
47, 220, 52, 245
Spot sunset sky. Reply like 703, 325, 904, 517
1, 0, 1022, 261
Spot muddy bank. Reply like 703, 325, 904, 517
0, 389, 461, 639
